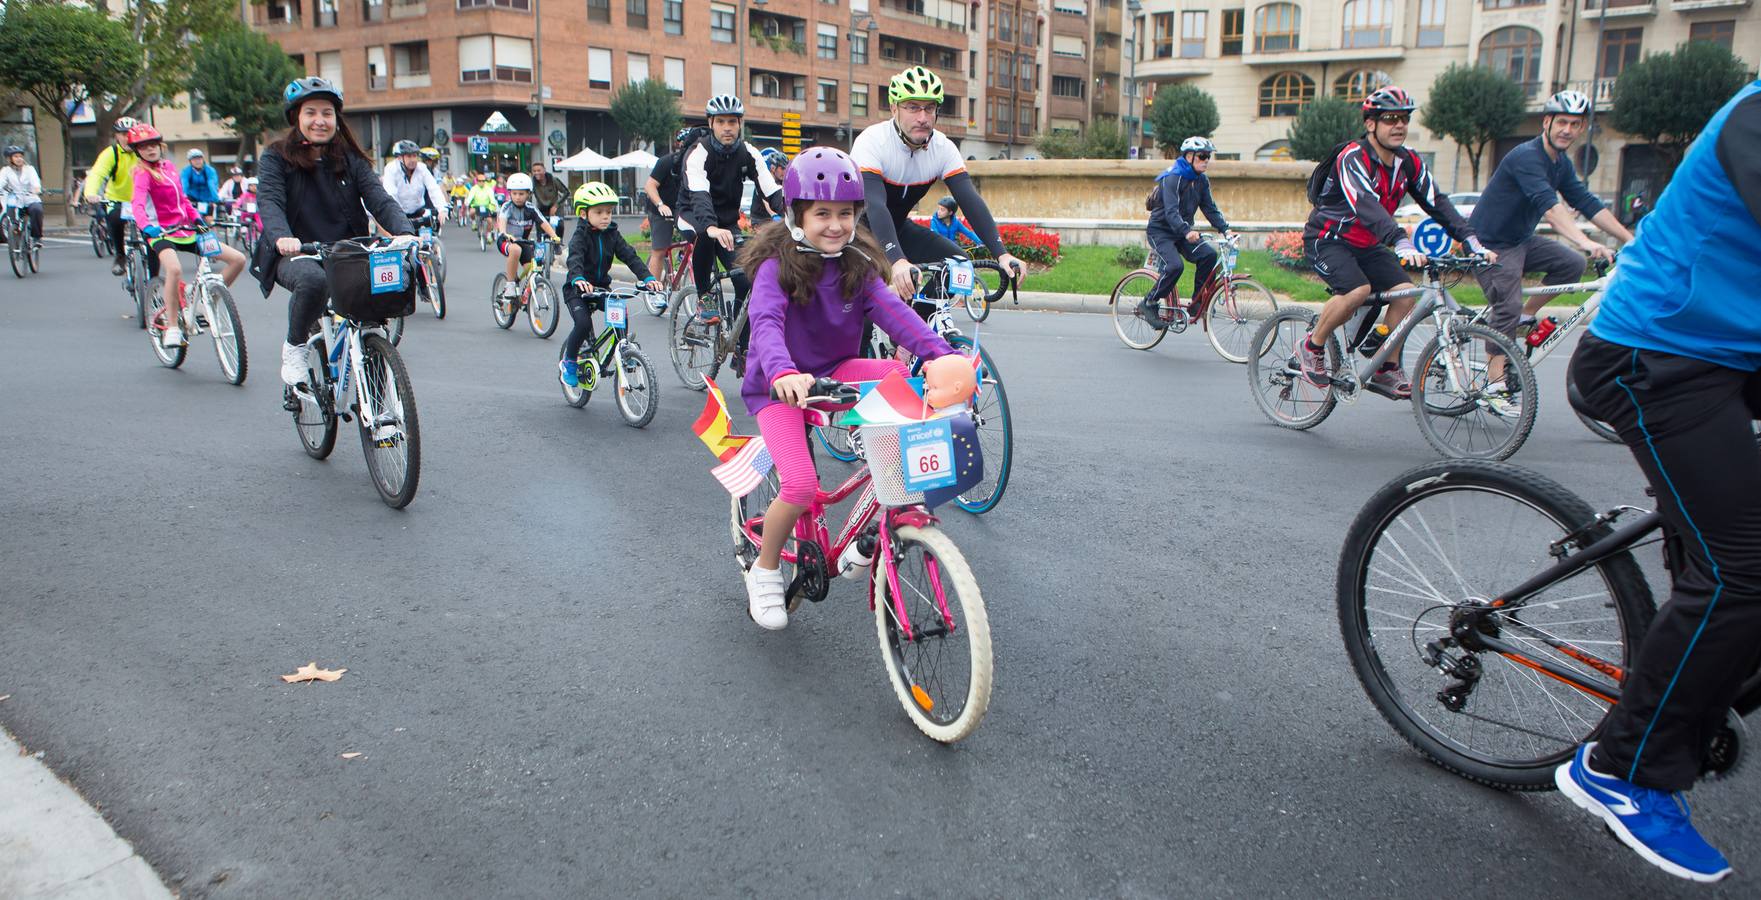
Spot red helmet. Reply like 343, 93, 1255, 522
125, 122, 163, 149
1362, 86, 1416, 117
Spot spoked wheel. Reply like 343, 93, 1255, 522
429, 239, 447, 285
814, 424, 860, 463
1109, 269, 1167, 351
293, 340, 338, 459
491, 274, 516, 329
875, 524, 992, 743
356, 332, 421, 509
6, 232, 23, 278
206, 286, 247, 385
528, 278, 560, 338
26, 233, 39, 273
1204, 278, 1280, 364
90, 219, 108, 257
613, 344, 660, 428
1338, 459, 1652, 790
422, 259, 446, 319
668, 287, 720, 391
129, 253, 150, 330
146, 284, 188, 369
1247, 309, 1339, 430
943, 336, 1010, 514
478, 227, 489, 252
1411, 324, 1538, 461
730, 470, 806, 613
560, 346, 592, 408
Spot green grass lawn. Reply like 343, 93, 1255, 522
1027, 244, 1602, 307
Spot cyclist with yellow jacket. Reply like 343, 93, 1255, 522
84, 117, 142, 275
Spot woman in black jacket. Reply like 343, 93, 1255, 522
254, 76, 414, 390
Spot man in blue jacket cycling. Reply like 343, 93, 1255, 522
1141, 136, 1231, 328
181, 148, 220, 212
1560, 79, 1761, 885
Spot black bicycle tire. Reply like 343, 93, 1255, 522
7, 220, 24, 278
146, 284, 187, 369
615, 346, 660, 428
1337, 459, 1653, 791
294, 338, 338, 460
949, 336, 1011, 514
208, 285, 248, 385
90, 219, 107, 257
562, 345, 593, 407
530, 278, 560, 339
1247, 309, 1338, 430
491, 274, 516, 329
357, 332, 422, 509
1411, 324, 1539, 461
130, 252, 150, 330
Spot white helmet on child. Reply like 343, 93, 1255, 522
506, 173, 534, 191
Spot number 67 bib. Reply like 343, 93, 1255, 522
900, 419, 957, 491
946, 258, 976, 297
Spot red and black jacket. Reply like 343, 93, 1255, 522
1303, 136, 1474, 249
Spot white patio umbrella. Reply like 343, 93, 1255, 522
554, 146, 617, 171
607, 149, 658, 170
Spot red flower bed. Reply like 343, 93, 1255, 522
907, 217, 1062, 265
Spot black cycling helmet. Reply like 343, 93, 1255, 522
674, 126, 696, 146
283, 76, 344, 124
3, 145, 23, 158
112, 117, 139, 134
937, 197, 958, 210
1362, 85, 1417, 118
392, 139, 420, 155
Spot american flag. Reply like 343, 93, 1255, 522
711, 438, 773, 497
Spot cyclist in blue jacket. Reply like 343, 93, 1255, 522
1561, 78, 1761, 885
1142, 136, 1232, 328
180, 148, 221, 212
930, 197, 981, 246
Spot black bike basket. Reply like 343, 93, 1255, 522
324, 242, 417, 320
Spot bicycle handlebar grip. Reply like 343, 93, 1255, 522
298, 241, 323, 255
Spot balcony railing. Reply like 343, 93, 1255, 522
1582, 0, 1657, 15
750, 28, 806, 55
393, 72, 432, 89
458, 0, 530, 10
368, 74, 388, 90
876, 0, 967, 33
1551, 78, 1616, 108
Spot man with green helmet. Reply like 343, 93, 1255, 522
851, 66, 1024, 302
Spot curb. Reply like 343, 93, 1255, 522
0, 727, 172, 900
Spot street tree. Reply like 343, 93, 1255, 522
1611, 40, 1752, 176
609, 79, 682, 153
1149, 84, 1220, 158
1421, 64, 1526, 188
1032, 129, 1082, 159
1081, 118, 1131, 159
190, 27, 304, 167
0, 3, 141, 223
1287, 96, 1363, 161
83, 0, 237, 137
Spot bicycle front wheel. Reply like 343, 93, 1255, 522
614, 344, 659, 428
668, 287, 719, 391
423, 259, 446, 319
528, 278, 560, 338
385, 315, 405, 346
814, 424, 860, 463
1205, 278, 1280, 364
875, 524, 992, 743
207, 286, 247, 385
1247, 309, 1338, 430
1338, 459, 1652, 790
1109, 269, 1166, 351
357, 333, 421, 509
1411, 324, 1538, 460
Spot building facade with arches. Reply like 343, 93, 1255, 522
1130, 0, 1761, 211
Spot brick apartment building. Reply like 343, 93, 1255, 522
249, 0, 977, 190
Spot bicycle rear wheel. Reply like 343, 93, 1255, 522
357, 332, 421, 509
1247, 309, 1339, 430
1205, 278, 1280, 364
89, 219, 107, 257
528, 278, 560, 338
1411, 324, 1538, 460
129, 253, 151, 330
6, 223, 24, 279
729, 469, 808, 614
206, 286, 247, 385
561, 345, 592, 408
27, 233, 39, 273
875, 524, 992, 743
614, 344, 659, 428
491, 274, 516, 329
1338, 459, 1652, 790
668, 287, 720, 391
1109, 270, 1167, 351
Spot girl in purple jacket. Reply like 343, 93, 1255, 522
735, 147, 960, 630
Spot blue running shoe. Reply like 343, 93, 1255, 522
1555, 743, 1732, 883
559, 358, 579, 388
696, 304, 722, 325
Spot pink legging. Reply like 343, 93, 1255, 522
756, 357, 909, 506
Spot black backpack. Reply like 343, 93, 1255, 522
1306, 139, 1357, 207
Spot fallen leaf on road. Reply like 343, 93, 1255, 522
0, 694, 10, 702
280, 662, 347, 684
339, 752, 363, 760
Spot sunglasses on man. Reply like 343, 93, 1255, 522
1192, 152, 1212, 160
1376, 113, 1411, 125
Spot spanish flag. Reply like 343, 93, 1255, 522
693, 379, 751, 463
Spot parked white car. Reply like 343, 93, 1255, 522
1396, 192, 1479, 222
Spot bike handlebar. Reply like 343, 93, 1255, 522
769, 377, 861, 405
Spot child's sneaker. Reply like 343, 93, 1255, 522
559, 358, 579, 388
1555, 743, 1732, 883
743, 564, 788, 630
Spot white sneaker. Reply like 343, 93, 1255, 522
281, 342, 308, 387
1484, 380, 1523, 417
744, 565, 789, 630
499, 284, 520, 300
161, 326, 184, 348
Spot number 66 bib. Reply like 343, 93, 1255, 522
900, 419, 957, 491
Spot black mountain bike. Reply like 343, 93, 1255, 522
1337, 458, 1753, 790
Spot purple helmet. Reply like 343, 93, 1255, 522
783, 146, 863, 205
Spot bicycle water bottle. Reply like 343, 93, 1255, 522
838, 532, 877, 580
1526, 316, 1559, 348
1359, 324, 1391, 358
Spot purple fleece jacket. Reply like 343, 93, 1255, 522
741, 256, 956, 415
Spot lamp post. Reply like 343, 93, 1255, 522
1126, 0, 1141, 157
845, 11, 878, 144
533, 0, 544, 170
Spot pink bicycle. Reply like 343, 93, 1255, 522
729, 378, 994, 743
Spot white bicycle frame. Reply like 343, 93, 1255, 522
308, 315, 402, 436
1511, 273, 1608, 367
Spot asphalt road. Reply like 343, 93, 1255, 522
2, 235, 1756, 898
